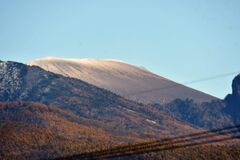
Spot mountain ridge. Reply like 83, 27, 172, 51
27, 57, 217, 104
0, 60, 201, 137
0, 60, 239, 159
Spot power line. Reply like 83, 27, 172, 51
75, 125, 240, 159
127, 71, 240, 96
55, 127, 240, 160
76, 128, 240, 160
53, 125, 240, 160
104, 135, 240, 160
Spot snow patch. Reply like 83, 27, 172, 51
146, 119, 157, 124
118, 106, 138, 114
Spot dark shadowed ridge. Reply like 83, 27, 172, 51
225, 74, 240, 120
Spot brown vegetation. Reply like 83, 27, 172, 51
0, 102, 121, 159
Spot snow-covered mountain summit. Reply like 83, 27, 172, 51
27, 57, 217, 103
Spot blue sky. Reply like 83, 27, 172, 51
0, 0, 239, 98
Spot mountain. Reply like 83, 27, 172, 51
0, 60, 201, 137
152, 99, 235, 129
27, 57, 217, 104
0, 60, 204, 159
152, 74, 240, 130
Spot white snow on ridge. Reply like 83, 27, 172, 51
27, 57, 151, 75
26, 57, 217, 104
146, 119, 157, 125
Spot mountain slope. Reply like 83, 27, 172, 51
151, 74, 240, 130
0, 60, 201, 139
0, 102, 119, 159
0, 60, 208, 159
152, 99, 235, 129
1, 61, 238, 159
27, 57, 217, 104
1, 103, 239, 160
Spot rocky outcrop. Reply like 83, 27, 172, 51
232, 74, 240, 98
224, 74, 240, 119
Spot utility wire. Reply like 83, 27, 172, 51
53, 125, 240, 160
103, 135, 240, 160
70, 125, 240, 159
70, 128, 240, 160
86, 128, 240, 159
126, 71, 240, 96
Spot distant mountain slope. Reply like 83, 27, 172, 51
0, 60, 200, 139
27, 57, 217, 104
151, 74, 240, 130
152, 99, 235, 129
